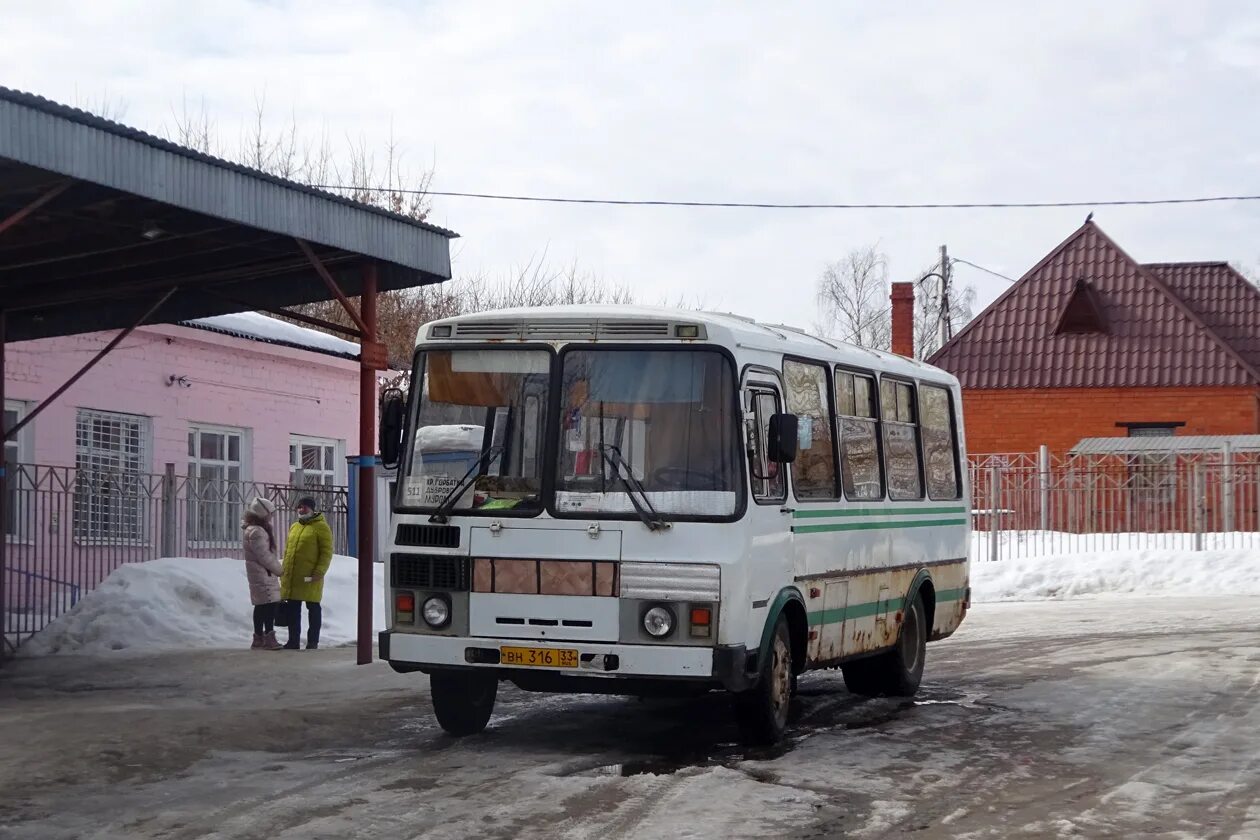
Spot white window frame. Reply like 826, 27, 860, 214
187, 424, 252, 547
289, 435, 345, 488
4, 400, 33, 543
74, 408, 152, 545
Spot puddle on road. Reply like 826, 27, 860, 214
555, 684, 993, 779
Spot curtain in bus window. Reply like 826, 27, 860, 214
783, 360, 837, 499
840, 418, 881, 500
880, 379, 921, 500
919, 385, 960, 500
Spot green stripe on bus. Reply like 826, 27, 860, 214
808, 597, 906, 625
792, 518, 968, 534
793, 506, 967, 519
807, 588, 967, 626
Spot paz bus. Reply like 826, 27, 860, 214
377, 306, 970, 744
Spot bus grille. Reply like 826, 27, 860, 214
391, 554, 470, 591
396, 523, 460, 549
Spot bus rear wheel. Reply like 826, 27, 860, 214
841, 592, 927, 697
430, 670, 498, 736
734, 615, 793, 746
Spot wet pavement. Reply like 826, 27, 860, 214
2, 596, 1259, 839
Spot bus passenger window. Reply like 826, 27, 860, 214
919, 385, 961, 500
747, 390, 786, 502
880, 379, 922, 500
835, 371, 883, 500
783, 360, 838, 500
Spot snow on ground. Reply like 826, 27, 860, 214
970, 548, 1260, 602
23, 555, 382, 656
22, 539, 1260, 657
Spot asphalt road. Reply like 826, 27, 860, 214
2, 596, 1258, 839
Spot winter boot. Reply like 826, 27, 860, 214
262, 631, 283, 651
251, 633, 264, 650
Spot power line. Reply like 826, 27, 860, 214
951, 257, 1019, 284
307, 184, 1260, 210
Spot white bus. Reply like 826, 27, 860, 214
378, 306, 971, 744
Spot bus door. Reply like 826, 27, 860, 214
741, 371, 794, 621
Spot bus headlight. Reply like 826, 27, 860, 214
422, 596, 451, 629
643, 605, 675, 638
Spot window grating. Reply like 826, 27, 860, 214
74, 410, 148, 542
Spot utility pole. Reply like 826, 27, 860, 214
938, 244, 951, 349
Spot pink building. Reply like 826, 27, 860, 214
4, 312, 364, 638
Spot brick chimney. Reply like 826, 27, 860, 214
890, 282, 914, 357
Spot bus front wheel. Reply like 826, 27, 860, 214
842, 592, 927, 697
734, 615, 793, 745
430, 670, 498, 736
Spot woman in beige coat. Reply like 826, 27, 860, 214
243, 497, 284, 650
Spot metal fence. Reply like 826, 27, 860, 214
2, 463, 349, 657
970, 450, 1260, 562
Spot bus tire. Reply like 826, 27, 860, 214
840, 657, 884, 696
430, 670, 498, 736
842, 592, 928, 697
884, 591, 927, 696
734, 615, 793, 745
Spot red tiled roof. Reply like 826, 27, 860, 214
1144, 262, 1260, 376
929, 222, 1260, 389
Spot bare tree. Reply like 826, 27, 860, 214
914, 273, 976, 360
74, 88, 129, 122
815, 246, 892, 350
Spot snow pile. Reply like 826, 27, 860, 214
185, 312, 360, 357
971, 548, 1260, 602
24, 555, 382, 656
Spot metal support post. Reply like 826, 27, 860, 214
1222, 442, 1234, 534
0, 309, 8, 657
1038, 444, 1050, 532
357, 262, 378, 666
989, 462, 1001, 563
1193, 463, 1205, 552
161, 463, 177, 558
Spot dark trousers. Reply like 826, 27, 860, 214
253, 602, 279, 635
285, 600, 322, 648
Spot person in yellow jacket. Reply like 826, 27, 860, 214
280, 496, 334, 650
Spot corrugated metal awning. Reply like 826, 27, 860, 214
1069, 435, 1260, 455
0, 87, 457, 341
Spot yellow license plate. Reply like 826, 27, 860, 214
500, 646, 579, 668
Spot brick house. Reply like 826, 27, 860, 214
929, 221, 1260, 456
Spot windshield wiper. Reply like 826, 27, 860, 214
428, 444, 504, 523
599, 444, 670, 532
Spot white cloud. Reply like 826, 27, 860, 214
3, 0, 1260, 331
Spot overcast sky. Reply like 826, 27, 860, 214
3, 1, 1259, 332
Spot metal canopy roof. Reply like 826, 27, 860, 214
0, 87, 457, 342
1069, 435, 1260, 455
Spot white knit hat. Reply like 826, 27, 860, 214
247, 497, 276, 520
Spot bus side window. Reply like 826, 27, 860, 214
835, 370, 884, 500
919, 384, 961, 500
747, 389, 786, 503
880, 378, 923, 500
782, 359, 839, 500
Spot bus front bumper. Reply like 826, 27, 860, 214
379, 630, 753, 692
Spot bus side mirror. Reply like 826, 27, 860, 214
767, 413, 799, 463
379, 388, 406, 470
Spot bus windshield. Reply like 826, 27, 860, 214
554, 348, 741, 519
400, 349, 551, 514
399, 346, 743, 519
